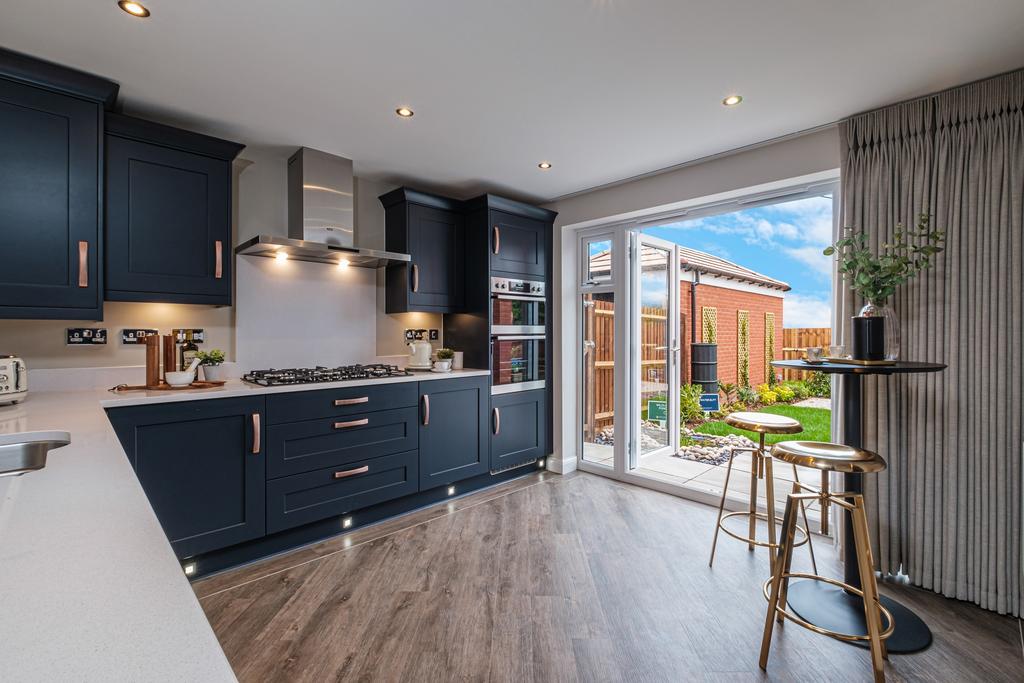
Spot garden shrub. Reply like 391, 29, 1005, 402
775, 385, 795, 402
756, 384, 779, 404
680, 384, 704, 422
785, 381, 811, 400
806, 371, 831, 397
737, 386, 758, 405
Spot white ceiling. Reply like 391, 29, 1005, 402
2, 1, 1023, 202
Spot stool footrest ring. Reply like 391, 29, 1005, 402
761, 572, 895, 643
717, 510, 810, 550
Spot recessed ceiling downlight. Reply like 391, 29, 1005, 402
722, 94, 743, 107
395, 107, 414, 118
118, 1, 150, 17
538, 161, 552, 170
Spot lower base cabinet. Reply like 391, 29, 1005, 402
490, 389, 546, 470
418, 375, 489, 489
107, 397, 266, 559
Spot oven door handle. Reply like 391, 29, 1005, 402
492, 293, 545, 302
490, 334, 546, 341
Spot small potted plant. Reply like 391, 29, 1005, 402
196, 349, 227, 381
434, 347, 455, 373
824, 213, 944, 361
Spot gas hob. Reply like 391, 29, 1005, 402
242, 364, 411, 387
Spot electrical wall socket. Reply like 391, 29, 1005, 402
172, 328, 205, 344
121, 328, 158, 345
66, 328, 108, 345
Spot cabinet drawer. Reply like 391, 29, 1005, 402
266, 382, 418, 425
267, 406, 418, 478
266, 450, 418, 534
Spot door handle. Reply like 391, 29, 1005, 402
334, 418, 369, 429
251, 412, 261, 454
411, 264, 419, 292
78, 241, 89, 288
215, 240, 223, 279
422, 394, 430, 426
492, 225, 500, 255
333, 465, 369, 479
334, 396, 369, 406
492, 407, 500, 436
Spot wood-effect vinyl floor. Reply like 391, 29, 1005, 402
196, 471, 1023, 682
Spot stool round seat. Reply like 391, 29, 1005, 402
771, 441, 887, 474
725, 411, 803, 434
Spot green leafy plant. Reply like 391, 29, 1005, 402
805, 371, 831, 397
436, 348, 455, 360
718, 381, 738, 404
680, 384, 704, 423
784, 381, 811, 400
196, 349, 225, 366
824, 214, 945, 306
737, 386, 759, 405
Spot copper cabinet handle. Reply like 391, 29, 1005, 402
214, 240, 223, 279
334, 396, 369, 406
333, 465, 369, 479
492, 226, 500, 255
78, 241, 88, 288
251, 413, 261, 454
412, 264, 419, 292
334, 418, 369, 429
493, 407, 500, 436
422, 394, 430, 426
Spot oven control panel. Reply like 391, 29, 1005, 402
491, 276, 545, 296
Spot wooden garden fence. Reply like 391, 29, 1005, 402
781, 327, 832, 380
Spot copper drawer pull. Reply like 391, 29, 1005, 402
334, 396, 369, 406
334, 418, 369, 429
251, 412, 261, 454
214, 240, 223, 279
78, 241, 89, 288
422, 394, 430, 426
334, 465, 369, 479
493, 407, 500, 436
412, 263, 419, 292
492, 226, 500, 255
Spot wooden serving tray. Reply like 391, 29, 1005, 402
825, 357, 897, 367
110, 380, 227, 392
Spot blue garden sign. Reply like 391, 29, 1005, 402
699, 393, 720, 412
647, 399, 667, 422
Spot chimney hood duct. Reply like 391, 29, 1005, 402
235, 147, 410, 268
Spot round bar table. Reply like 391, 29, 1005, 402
771, 359, 945, 653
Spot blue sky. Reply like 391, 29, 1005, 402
642, 195, 834, 327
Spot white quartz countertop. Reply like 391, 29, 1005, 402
0, 369, 489, 681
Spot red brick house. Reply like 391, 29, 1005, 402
589, 246, 788, 388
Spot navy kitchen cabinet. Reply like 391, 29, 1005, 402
381, 188, 465, 313
105, 113, 244, 305
418, 375, 488, 489
0, 49, 118, 320
490, 389, 546, 470
107, 396, 266, 559
489, 209, 546, 278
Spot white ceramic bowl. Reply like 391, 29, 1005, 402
164, 371, 194, 387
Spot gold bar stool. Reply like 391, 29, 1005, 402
760, 441, 893, 683
708, 412, 817, 573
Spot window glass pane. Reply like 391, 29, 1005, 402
584, 239, 612, 284
581, 292, 614, 464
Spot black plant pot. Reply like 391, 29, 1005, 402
852, 316, 886, 361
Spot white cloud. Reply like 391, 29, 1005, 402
784, 245, 833, 278
783, 293, 832, 328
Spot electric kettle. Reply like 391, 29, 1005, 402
406, 340, 433, 370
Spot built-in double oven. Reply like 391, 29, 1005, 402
490, 276, 546, 393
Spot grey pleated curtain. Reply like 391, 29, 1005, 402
837, 70, 1023, 617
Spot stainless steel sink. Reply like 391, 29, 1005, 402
0, 431, 71, 477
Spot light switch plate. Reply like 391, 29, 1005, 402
121, 328, 158, 345
66, 328, 108, 345
428, 329, 439, 341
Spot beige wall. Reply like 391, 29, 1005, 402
544, 126, 841, 472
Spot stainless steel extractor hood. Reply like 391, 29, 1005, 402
235, 147, 410, 268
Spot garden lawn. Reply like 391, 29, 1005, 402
696, 404, 831, 444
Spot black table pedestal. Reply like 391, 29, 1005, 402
780, 372, 934, 653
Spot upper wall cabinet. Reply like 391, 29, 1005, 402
105, 114, 244, 305
465, 195, 556, 279
380, 188, 465, 313
0, 48, 118, 320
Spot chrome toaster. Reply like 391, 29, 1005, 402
0, 355, 27, 405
